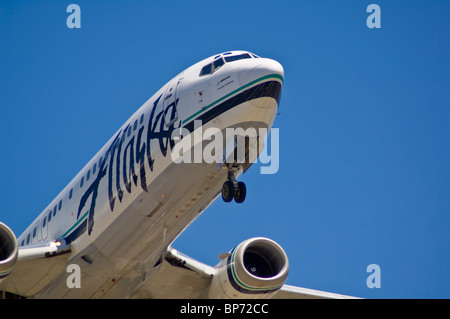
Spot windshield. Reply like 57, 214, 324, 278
199, 53, 254, 77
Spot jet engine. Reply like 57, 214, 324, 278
0, 222, 18, 282
208, 237, 289, 299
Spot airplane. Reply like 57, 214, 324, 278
0, 50, 356, 299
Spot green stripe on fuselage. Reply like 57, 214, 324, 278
60, 211, 89, 239
182, 74, 283, 125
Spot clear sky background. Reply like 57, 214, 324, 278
1, 1, 449, 298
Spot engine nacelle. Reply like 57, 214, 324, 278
208, 237, 289, 299
0, 222, 19, 282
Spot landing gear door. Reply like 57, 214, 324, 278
163, 72, 184, 127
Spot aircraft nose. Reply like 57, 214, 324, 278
238, 58, 284, 87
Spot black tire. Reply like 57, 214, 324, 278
222, 181, 234, 202
234, 181, 246, 204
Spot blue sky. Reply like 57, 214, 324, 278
1, 1, 449, 298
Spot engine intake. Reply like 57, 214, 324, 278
208, 237, 289, 299
0, 222, 18, 280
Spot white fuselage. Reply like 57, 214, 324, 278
16, 51, 284, 298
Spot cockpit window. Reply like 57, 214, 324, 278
224, 53, 252, 63
213, 57, 224, 72
200, 63, 212, 76
200, 57, 225, 76
199, 53, 254, 77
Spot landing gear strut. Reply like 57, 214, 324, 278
222, 171, 246, 204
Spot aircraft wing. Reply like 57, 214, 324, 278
1, 220, 357, 299
132, 247, 215, 298
133, 245, 358, 299
272, 284, 357, 299
0, 240, 71, 297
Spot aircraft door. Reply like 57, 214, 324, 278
163, 72, 184, 127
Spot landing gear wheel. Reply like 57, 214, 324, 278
222, 181, 234, 202
234, 181, 246, 204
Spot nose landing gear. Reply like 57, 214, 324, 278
222, 171, 246, 204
